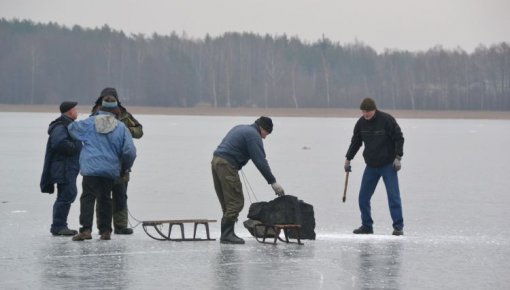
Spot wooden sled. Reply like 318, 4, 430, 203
142, 219, 216, 241
254, 224, 303, 245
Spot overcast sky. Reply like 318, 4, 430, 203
1, 0, 508, 52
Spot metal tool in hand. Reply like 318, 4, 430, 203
342, 171, 349, 203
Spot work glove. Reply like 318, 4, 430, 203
344, 159, 352, 172
271, 182, 285, 197
393, 156, 402, 172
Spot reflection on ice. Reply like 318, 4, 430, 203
355, 241, 402, 289
39, 241, 132, 289
1, 218, 509, 289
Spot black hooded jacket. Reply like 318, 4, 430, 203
345, 110, 404, 168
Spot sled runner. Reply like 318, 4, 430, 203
254, 223, 303, 245
142, 219, 216, 241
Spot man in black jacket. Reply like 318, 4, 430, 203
345, 98, 405, 236
40, 101, 82, 236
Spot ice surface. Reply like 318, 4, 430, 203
1, 112, 509, 289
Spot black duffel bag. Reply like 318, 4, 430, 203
244, 195, 316, 240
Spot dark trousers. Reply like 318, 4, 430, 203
96, 181, 129, 229
359, 163, 404, 230
112, 182, 128, 224
79, 176, 114, 234
50, 181, 78, 233
112, 182, 128, 212
211, 156, 244, 224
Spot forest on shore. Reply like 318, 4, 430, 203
1, 19, 509, 110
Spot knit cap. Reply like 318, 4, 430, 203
360, 98, 377, 111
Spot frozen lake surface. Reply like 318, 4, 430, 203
1, 112, 509, 289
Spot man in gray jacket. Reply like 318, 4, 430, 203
212, 116, 285, 244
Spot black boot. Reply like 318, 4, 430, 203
220, 222, 245, 244
353, 225, 374, 234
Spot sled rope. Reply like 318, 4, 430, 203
127, 208, 143, 229
241, 169, 258, 203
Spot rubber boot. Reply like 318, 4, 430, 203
220, 222, 245, 244
113, 208, 133, 235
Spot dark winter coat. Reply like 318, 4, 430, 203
214, 123, 276, 184
346, 110, 404, 168
40, 115, 82, 193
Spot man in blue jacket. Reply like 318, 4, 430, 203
91, 87, 143, 235
68, 95, 137, 241
345, 98, 405, 236
212, 116, 285, 244
40, 101, 82, 236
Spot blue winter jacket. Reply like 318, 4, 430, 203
68, 111, 136, 179
214, 123, 276, 184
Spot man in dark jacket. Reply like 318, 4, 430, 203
212, 116, 285, 244
345, 98, 405, 236
91, 87, 143, 235
40, 101, 82, 236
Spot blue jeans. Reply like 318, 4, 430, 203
359, 163, 404, 230
51, 181, 78, 233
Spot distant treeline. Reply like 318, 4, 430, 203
1, 18, 509, 110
